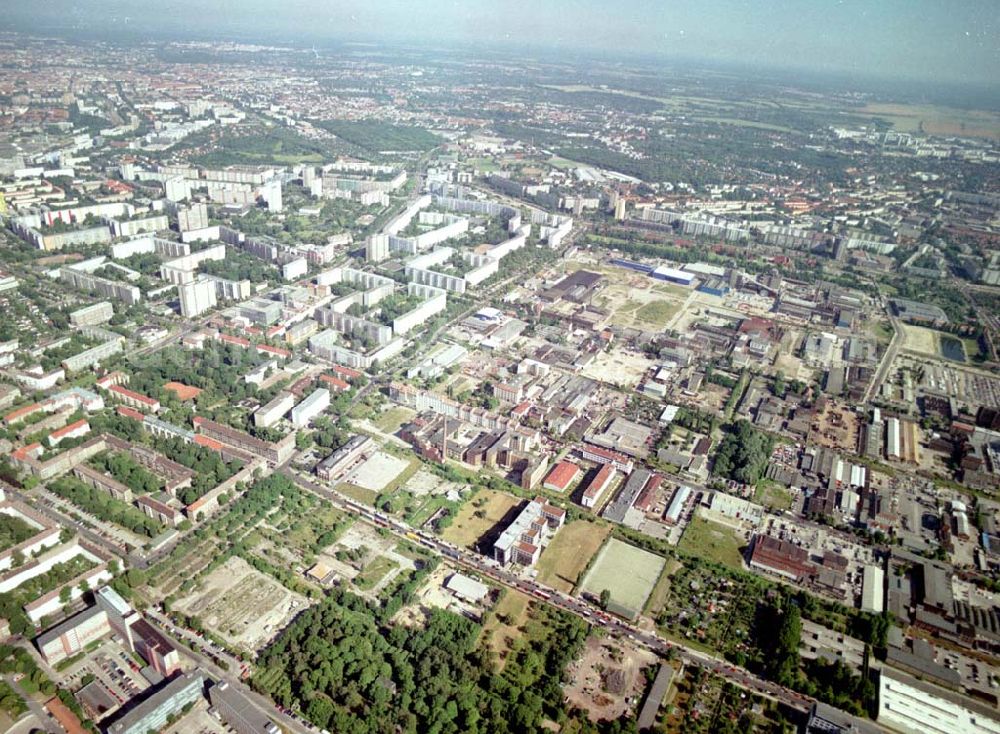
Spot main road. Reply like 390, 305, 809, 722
143, 608, 319, 734
277, 464, 829, 718
863, 310, 903, 404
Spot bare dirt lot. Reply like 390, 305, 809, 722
564, 635, 657, 722
580, 348, 656, 389
901, 323, 940, 356
808, 398, 861, 452
345, 451, 412, 491
173, 556, 309, 651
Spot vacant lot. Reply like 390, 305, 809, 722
644, 558, 682, 616
580, 348, 656, 389
678, 516, 745, 570
753, 482, 793, 512
345, 451, 415, 492
374, 406, 415, 433
335, 481, 378, 506
635, 299, 681, 328
901, 323, 940, 356
354, 555, 399, 591
173, 556, 309, 651
564, 636, 658, 722
859, 102, 1000, 138
536, 521, 611, 593
442, 489, 522, 550
596, 282, 685, 333
580, 538, 666, 618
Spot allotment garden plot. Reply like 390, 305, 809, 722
580, 537, 666, 619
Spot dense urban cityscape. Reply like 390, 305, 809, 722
0, 8, 997, 734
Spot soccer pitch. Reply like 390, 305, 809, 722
580, 537, 666, 618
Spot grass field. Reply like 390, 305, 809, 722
467, 156, 500, 172
678, 516, 745, 570
580, 538, 666, 617
859, 102, 1000, 139
441, 489, 522, 549
354, 556, 398, 590
635, 299, 680, 327
535, 521, 611, 593
335, 482, 378, 506
868, 320, 895, 347
644, 558, 682, 616
548, 155, 591, 170
753, 482, 793, 512
373, 406, 415, 433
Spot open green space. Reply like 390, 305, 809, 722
677, 515, 745, 570
535, 520, 610, 593
334, 482, 378, 507
0, 513, 39, 552
353, 556, 398, 591
753, 482, 794, 512
441, 489, 521, 549
634, 299, 680, 327
372, 406, 414, 433
318, 120, 441, 152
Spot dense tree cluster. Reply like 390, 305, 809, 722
253, 588, 599, 734
761, 596, 801, 687
0, 513, 39, 552
49, 476, 163, 538
317, 120, 441, 152
712, 420, 775, 485
89, 451, 161, 494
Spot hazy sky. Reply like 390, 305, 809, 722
5, 0, 999, 86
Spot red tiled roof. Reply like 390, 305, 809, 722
331, 363, 362, 379
583, 464, 614, 498
45, 697, 87, 734
12, 443, 42, 461
116, 406, 145, 421
319, 374, 350, 391
193, 434, 225, 451
543, 461, 580, 491
50, 418, 89, 440
4, 403, 44, 424
218, 333, 251, 348
256, 344, 291, 358
109, 385, 159, 407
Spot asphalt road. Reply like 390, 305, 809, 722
864, 311, 903, 403
143, 609, 319, 734
277, 465, 823, 717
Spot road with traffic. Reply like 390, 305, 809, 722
277, 465, 822, 717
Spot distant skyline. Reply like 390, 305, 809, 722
3, 0, 998, 88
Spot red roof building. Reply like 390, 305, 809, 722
108, 385, 160, 413
318, 373, 350, 392
48, 419, 90, 446
580, 464, 615, 508
256, 344, 291, 359
542, 461, 581, 492
330, 363, 362, 381
748, 534, 815, 583
3, 403, 45, 426
116, 406, 145, 421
